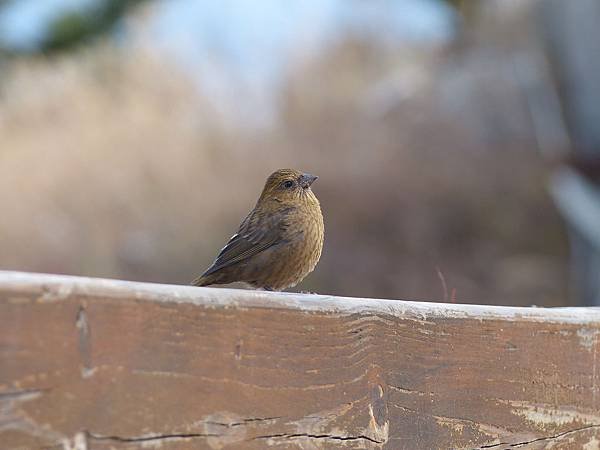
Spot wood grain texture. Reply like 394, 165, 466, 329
1, 271, 599, 450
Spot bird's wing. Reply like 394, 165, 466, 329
201, 208, 288, 277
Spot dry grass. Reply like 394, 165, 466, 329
0, 38, 569, 306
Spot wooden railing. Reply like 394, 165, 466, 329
1, 271, 599, 449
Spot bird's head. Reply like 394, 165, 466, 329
258, 169, 319, 207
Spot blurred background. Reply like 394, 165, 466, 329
0, 0, 599, 306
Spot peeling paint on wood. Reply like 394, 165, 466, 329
1, 271, 600, 449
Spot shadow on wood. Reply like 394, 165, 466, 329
1, 271, 599, 449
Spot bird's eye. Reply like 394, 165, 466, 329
282, 180, 295, 189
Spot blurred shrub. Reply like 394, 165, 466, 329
0, 36, 568, 306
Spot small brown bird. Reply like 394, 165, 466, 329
192, 169, 324, 291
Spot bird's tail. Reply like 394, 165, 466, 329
191, 274, 209, 286
191, 272, 219, 287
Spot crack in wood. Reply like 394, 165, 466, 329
477, 423, 600, 449
83, 417, 285, 447
87, 430, 220, 443
87, 428, 385, 446
251, 432, 384, 444
202, 416, 282, 427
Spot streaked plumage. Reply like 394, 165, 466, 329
192, 169, 324, 291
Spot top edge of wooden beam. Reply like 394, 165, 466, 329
1, 270, 599, 324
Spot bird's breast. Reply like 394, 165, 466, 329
259, 200, 323, 290
286, 202, 324, 269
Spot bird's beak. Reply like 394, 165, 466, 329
300, 173, 318, 189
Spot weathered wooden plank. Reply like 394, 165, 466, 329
0, 271, 599, 450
